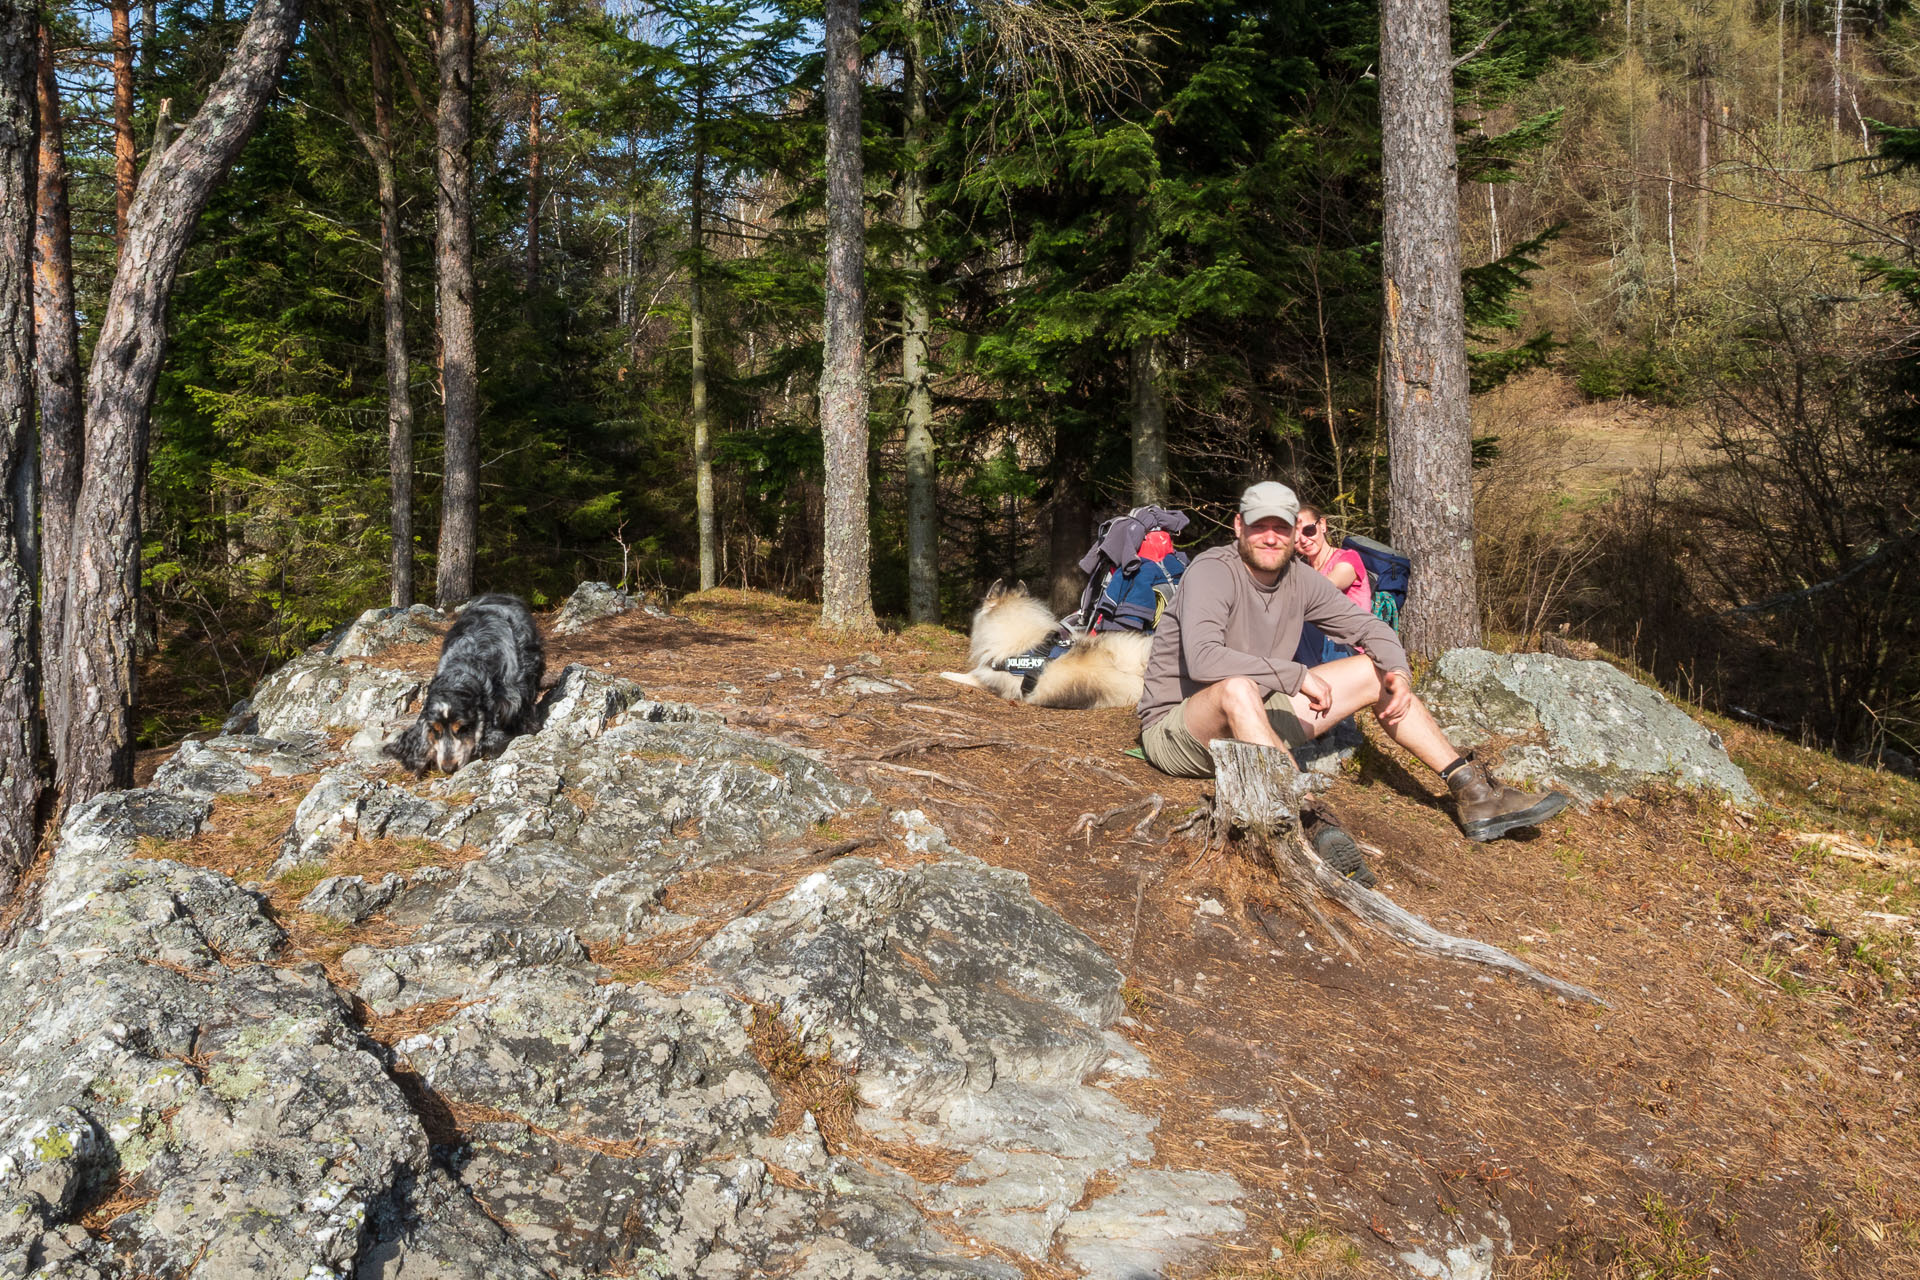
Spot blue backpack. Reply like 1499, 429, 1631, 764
1342, 533, 1411, 630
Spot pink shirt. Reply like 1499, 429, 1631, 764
1322, 547, 1370, 610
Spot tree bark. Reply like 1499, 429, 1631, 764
1129, 334, 1167, 505
524, 27, 540, 291
433, 0, 478, 607
1380, 0, 1480, 656
1047, 440, 1090, 615
33, 21, 78, 749
817, 0, 874, 630
111, 0, 135, 248
689, 83, 716, 591
370, 8, 413, 606
1128, 55, 1168, 508
900, 0, 937, 624
1, 0, 44, 899
57, 0, 305, 805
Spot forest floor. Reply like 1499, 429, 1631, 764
138, 589, 1920, 1279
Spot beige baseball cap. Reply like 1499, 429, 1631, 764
1238, 481, 1299, 527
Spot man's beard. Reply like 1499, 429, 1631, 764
1238, 538, 1294, 575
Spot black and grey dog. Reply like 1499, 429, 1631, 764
384, 594, 545, 775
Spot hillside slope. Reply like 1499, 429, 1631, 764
4, 588, 1913, 1279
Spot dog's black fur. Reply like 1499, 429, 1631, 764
383, 594, 545, 775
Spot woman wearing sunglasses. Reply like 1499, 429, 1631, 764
1295, 506, 1370, 610
1294, 505, 1370, 665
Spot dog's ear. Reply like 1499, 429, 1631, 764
383, 722, 427, 774
984, 578, 1006, 603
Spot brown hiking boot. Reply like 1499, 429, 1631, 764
1447, 758, 1570, 842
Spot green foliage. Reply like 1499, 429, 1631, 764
1569, 339, 1687, 404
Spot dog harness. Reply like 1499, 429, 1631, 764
990, 629, 1074, 695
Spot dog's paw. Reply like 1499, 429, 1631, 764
938, 671, 982, 689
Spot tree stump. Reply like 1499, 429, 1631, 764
1207, 739, 1606, 1007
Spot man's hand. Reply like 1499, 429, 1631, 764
1300, 669, 1333, 715
1378, 669, 1414, 726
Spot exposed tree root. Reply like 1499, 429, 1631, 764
1208, 739, 1607, 1007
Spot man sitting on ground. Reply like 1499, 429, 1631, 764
1137, 481, 1569, 843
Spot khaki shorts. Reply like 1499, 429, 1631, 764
1140, 691, 1312, 779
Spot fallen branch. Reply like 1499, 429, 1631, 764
1791, 831, 1918, 870
853, 760, 987, 795
901, 702, 990, 722
1208, 740, 1607, 1007
1066, 793, 1164, 842
861, 734, 1022, 761
799, 836, 879, 862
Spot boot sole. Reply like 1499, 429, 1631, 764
1310, 824, 1377, 888
1461, 791, 1571, 843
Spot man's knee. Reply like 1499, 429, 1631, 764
1218, 675, 1264, 709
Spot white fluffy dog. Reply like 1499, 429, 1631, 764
940, 583, 1152, 710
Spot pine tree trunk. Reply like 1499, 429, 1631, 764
111, 0, 134, 248
370, 10, 413, 607
900, 0, 937, 624
57, 0, 305, 806
1, 0, 45, 898
1128, 62, 1168, 508
817, 0, 874, 630
33, 20, 79, 751
524, 30, 540, 291
433, 0, 478, 607
1130, 334, 1167, 505
1047, 441, 1090, 615
1380, 0, 1480, 657
690, 122, 716, 591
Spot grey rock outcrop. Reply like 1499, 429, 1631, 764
550, 581, 662, 635
235, 651, 423, 741
326, 605, 446, 659
1421, 648, 1758, 805
0, 593, 1248, 1280
300, 873, 408, 925
0, 792, 427, 1280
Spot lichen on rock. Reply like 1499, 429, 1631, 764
1420, 647, 1758, 805
0, 592, 1249, 1280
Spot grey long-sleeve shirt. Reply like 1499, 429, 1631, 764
1137, 544, 1412, 727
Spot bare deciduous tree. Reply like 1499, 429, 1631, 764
57, 0, 306, 805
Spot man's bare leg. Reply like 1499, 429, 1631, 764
1282, 656, 1571, 841
1284, 655, 1457, 772
1180, 676, 1294, 757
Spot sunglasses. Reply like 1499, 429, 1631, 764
1297, 522, 1321, 537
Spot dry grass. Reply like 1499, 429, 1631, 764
849, 1135, 972, 1186
75, 1173, 158, 1235
361, 996, 471, 1047
748, 1003, 858, 1153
